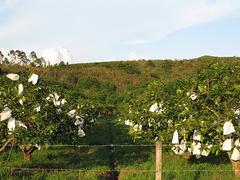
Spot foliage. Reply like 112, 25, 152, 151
121, 62, 240, 157
0, 71, 98, 159
174, 63, 240, 153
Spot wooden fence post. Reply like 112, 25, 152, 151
156, 140, 162, 180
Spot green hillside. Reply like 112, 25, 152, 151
0, 56, 239, 106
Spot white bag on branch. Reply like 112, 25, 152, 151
172, 130, 179, 144
223, 121, 235, 135
6, 73, 19, 81
34, 106, 41, 112
193, 130, 201, 141
235, 139, 240, 147
18, 84, 24, 95
61, 99, 67, 105
53, 99, 61, 107
235, 109, 240, 116
74, 119, 84, 126
7, 118, 16, 132
179, 140, 187, 154
222, 138, 233, 151
19, 99, 23, 105
16, 120, 27, 129
67, 109, 76, 118
0, 107, 12, 121
190, 93, 197, 100
172, 145, 180, 155
188, 147, 192, 155
149, 103, 163, 113
28, 73, 38, 85
231, 148, 240, 161
8, 118, 27, 133
125, 119, 133, 126
78, 128, 85, 137
53, 92, 60, 100
192, 142, 201, 158
35, 144, 41, 151
201, 144, 213, 157
133, 124, 142, 132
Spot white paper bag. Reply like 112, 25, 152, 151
149, 103, 158, 112
222, 138, 232, 151
67, 109, 76, 118
223, 121, 235, 135
177, 140, 187, 155
0, 107, 12, 121
7, 118, 16, 132
172, 145, 180, 155
16, 120, 27, 129
235, 139, 240, 147
172, 130, 179, 144
6, 73, 19, 81
192, 142, 201, 156
28, 74, 38, 85
231, 148, 240, 161
18, 84, 24, 95
190, 93, 197, 100
193, 130, 201, 141
74, 119, 83, 126
78, 128, 85, 137
179, 140, 187, 152
149, 103, 163, 113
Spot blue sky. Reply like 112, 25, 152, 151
0, 0, 240, 63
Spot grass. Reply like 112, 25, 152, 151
0, 117, 238, 179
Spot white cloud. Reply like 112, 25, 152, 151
127, 52, 147, 60
127, 52, 139, 60
125, 0, 240, 45
41, 47, 72, 65
178, 0, 240, 28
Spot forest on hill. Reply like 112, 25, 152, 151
0, 56, 239, 108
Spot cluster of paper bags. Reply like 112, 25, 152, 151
0, 73, 39, 133
1, 73, 85, 138
171, 121, 240, 161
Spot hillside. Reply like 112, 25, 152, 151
0, 56, 239, 105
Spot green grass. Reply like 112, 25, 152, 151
0, 117, 238, 179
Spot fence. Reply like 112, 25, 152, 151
0, 143, 236, 179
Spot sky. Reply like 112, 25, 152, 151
0, 0, 240, 64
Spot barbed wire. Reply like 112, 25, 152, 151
0, 143, 233, 175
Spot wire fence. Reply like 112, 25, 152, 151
0, 143, 237, 179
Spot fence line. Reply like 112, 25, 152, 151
0, 143, 234, 176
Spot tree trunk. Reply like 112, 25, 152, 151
231, 161, 240, 177
227, 152, 240, 177
23, 151, 31, 161
156, 141, 162, 180
20, 144, 37, 161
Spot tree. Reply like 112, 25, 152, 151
0, 72, 97, 160
120, 81, 179, 180
173, 63, 240, 176
6, 50, 30, 65
29, 51, 46, 67
120, 62, 240, 177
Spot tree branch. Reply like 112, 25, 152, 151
0, 138, 14, 152
204, 105, 220, 120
